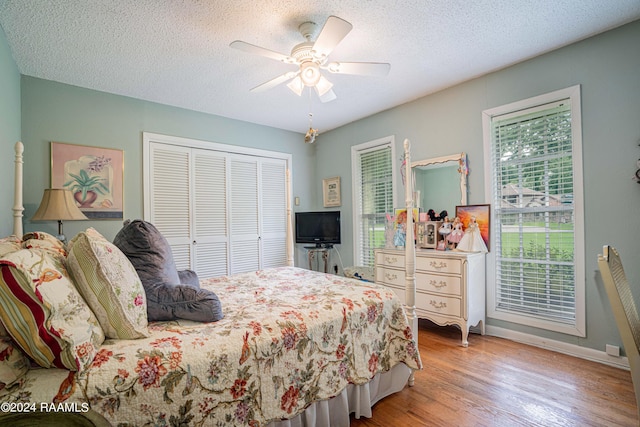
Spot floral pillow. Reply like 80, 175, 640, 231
67, 228, 149, 339
22, 231, 66, 258
0, 336, 29, 390
0, 235, 21, 258
0, 248, 105, 372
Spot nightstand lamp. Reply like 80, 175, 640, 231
32, 189, 88, 243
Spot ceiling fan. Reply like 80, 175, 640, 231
230, 16, 390, 103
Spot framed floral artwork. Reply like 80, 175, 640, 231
51, 142, 124, 219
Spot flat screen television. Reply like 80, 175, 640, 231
295, 211, 341, 247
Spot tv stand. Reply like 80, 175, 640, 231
305, 247, 330, 273
303, 243, 333, 249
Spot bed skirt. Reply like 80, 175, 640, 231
269, 363, 412, 427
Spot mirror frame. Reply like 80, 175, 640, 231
411, 152, 468, 206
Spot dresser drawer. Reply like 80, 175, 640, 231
417, 273, 461, 297
376, 251, 405, 269
376, 266, 404, 287
416, 292, 461, 317
416, 256, 462, 275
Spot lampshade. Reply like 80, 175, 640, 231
314, 75, 334, 97
32, 189, 88, 221
32, 189, 87, 242
286, 76, 304, 96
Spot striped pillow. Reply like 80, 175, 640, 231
0, 249, 105, 372
67, 228, 149, 339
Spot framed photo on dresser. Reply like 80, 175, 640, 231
455, 204, 490, 250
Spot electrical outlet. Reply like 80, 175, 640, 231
606, 344, 620, 357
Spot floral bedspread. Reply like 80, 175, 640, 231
1, 267, 421, 426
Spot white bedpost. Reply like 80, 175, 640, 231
285, 168, 294, 266
403, 139, 417, 386
13, 141, 24, 237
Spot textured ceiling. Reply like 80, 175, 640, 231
1, 1, 639, 134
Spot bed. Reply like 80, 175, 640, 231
0, 140, 421, 426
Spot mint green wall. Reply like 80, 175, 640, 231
20, 77, 316, 243
0, 24, 20, 237
318, 20, 640, 353
9, 17, 640, 353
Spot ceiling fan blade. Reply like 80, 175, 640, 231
325, 61, 390, 76
250, 71, 298, 92
311, 16, 353, 60
318, 88, 337, 103
230, 40, 293, 63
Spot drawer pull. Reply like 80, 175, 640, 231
429, 261, 448, 270
384, 256, 398, 264
430, 300, 447, 310
430, 279, 447, 289
384, 272, 398, 281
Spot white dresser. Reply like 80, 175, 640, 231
374, 248, 486, 347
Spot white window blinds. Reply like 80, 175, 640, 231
353, 142, 394, 267
486, 88, 584, 336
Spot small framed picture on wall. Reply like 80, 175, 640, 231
323, 176, 341, 207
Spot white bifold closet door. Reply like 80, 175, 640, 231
147, 141, 287, 279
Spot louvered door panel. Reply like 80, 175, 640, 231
193, 150, 228, 277
260, 159, 287, 268
149, 144, 192, 269
229, 155, 259, 274
194, 242, 229, 279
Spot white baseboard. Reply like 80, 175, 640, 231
486, 325, 629, 370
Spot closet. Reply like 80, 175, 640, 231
143, 132, 291, 278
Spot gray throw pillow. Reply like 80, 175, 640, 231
113, 220, 222, 322
144, 283, 223, 322
113, 220, 181, 287
178, 269, 200, 289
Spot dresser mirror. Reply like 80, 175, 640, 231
411, 152, 468, 216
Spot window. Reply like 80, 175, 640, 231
351, 136, 397, 267
482, 86, 585, 336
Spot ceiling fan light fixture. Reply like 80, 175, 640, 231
231, 16, 390, 103
299, 62, 321, 86
314, 75, 333, 97
286, 76, 304, 96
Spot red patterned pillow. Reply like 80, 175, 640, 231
0, 249, 105, 372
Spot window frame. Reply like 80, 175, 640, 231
351, 136, 397, 267
482, 85, 585, 337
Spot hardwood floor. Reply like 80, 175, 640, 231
351, 319, 638, 426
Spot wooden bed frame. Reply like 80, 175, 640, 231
9, 139, 419, 421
